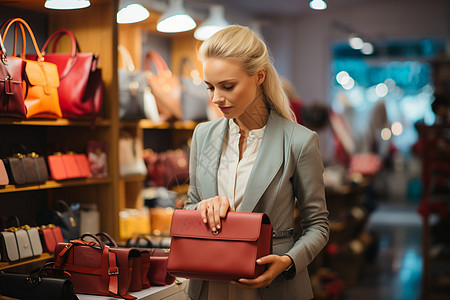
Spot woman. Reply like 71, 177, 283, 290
184, 25, 329, 300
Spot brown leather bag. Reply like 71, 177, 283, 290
167, 210, 273, 281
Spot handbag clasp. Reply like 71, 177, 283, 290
108, 267, 119, 276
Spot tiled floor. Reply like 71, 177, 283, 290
344, 202, 423, 300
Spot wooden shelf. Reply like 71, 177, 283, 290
0, 178, 111, 194
0, 118, 111, 127
0, 253, 53, 271
120, 120, 199, 130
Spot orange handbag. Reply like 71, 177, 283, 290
1, 18, 62, 119
145, 50, 182, 121
167, 210, 273, 281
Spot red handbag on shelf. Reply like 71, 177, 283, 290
54, 233, 138, 299
0, 32, 27, 119
167, 210, 273, 281
27, 29, 103, 120
47, 153, 91, 180
38, 224, 64, 254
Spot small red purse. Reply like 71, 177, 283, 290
38, 224, 64, 254
47, 153, 91, 180
167, 210, 273, 281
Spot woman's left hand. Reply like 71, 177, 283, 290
231, 254, 293, 289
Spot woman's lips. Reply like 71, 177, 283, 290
219, 106, 232, 112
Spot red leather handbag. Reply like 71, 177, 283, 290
125, 236, 175, 286
148, 248, 176, 286
27, 29, 103, 120
96, 232, 150, 292
54, 233, 137, 299
38, 224, 64, 254
167, 210, 273, 281
0, 33, 27, 119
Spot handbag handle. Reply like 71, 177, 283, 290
144, 50, 171, 75
118, 44, 136, 72
78, 232, 105, 250
1, 18, 45, 62
96, 232, 119, 247
125, 234, 154, 248
40, 29, 83, 79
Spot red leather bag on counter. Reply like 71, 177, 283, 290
96, 232, 150, 292
54, 233, 138, 299
167, 210, 273, 281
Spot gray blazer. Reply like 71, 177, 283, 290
184, 110, 329, 300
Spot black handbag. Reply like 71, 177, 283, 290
37, 199, 81, 242
0, 263, 79, 300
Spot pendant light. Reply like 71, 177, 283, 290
194, 5, 229, 41
44, 0, 91, 10
117, 3, 150, 24
309, 0, 327, 10
157, 0, 196, 33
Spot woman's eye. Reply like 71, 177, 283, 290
206, 86, 214, 91
223, 85, 234, 90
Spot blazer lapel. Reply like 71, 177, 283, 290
239, 111, 284, 212
198, 117, 228, 199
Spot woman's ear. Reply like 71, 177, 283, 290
256, 69, 266, 85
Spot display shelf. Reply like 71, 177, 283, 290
0, 178, 111, 194
0, 253, 53, 271
0, 118, 111, 127
120, 120, 199, 130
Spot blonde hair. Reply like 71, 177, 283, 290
198, 25, 295, 122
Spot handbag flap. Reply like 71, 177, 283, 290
0, 232, 20, 261
47, 155, 68, 180
25, 60, 60, 88
27, 227, 43, 256
14, 229, 34, 259
170, 210, 269, 242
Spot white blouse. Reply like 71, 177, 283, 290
202, 119, 266, 300
217, 118, 266, 211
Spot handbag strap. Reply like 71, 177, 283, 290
41, 29, 83, 79
1, 18, 44, 61
96, 232, 119, 247
144, 50, 170, 74
118, 45, 136, 72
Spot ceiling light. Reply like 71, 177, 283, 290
157, 0, 196, 33
309, 0, 327, 10
117, 4, 150, 24
348, 34, 364, 50
44, 0, 90, 10
361, 42, 374, 55
194, 5, 229, 41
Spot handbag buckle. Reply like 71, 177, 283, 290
5, 75, 14, 95
212, 230, 219, 235
108, 267, 119, 276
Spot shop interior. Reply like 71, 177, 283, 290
0, 0, 449, 299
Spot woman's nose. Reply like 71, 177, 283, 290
211, 92, 225, 105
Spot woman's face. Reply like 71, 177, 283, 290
203, 58, 265, 120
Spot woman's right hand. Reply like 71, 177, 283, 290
198, 196, 231, 233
